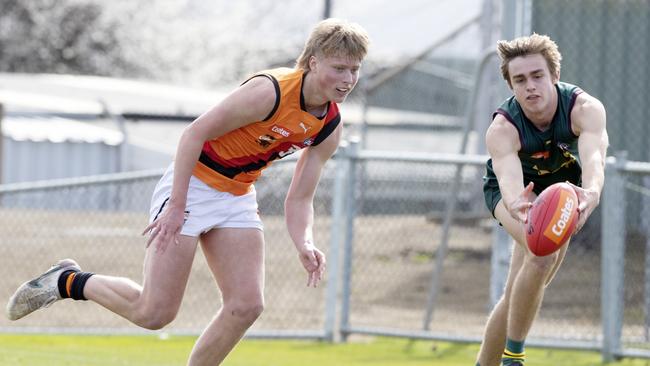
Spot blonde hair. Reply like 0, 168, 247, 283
497, 33, 562, 87
296, 18, 370, 71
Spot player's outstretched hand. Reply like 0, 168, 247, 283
509, 182, 535, 223
566, 182, 599, 232
142, 205, 184, 254
297, 240, 326, 288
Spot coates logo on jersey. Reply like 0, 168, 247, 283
271, 125, 291, 137
303, 138, 314, 146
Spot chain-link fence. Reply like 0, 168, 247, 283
532, 0, 650, 163
331, 146, 650, 362
599, 153, 650, 360
1, 147, 650, 360
336, 147, 492, 340
334, 144, 607, 347
527, 0, 650, 359
1, 2, 650, 363
0, 148, 496, 341
0, 162, 333, 337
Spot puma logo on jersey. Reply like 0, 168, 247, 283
299, 122, 311, 133
271, 125, 291, 137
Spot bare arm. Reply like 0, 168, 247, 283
144, 77, 278, 252
285, 123, 343, 287
486, 115, 535, 222
569, 92, 608, 230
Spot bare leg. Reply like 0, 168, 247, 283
506, 252, 556, 340
83, 235, 199, 329
476, 235, 525, 366
476, 200, 569, 366
544, 242, 570, 286
507, 242, 569, 341
187, 228, 265, 366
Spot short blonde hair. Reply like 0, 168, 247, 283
497, 33, 562, 87
296, 18, 370, 71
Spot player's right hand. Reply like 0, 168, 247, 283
296, 240, 326, 288
508, 182, 535, 223
142, 204, 184, 254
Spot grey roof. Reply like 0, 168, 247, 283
3, 116, 123, 145
0, 73, 228, 116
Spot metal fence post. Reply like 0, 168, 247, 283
0, 103, 3, 185
501, 0, 532, 39
602, 152, 627, 362
644, 175, 650, 342
421, 49, 497, 330
339, 138, 360, 341
324, 142, 351, 342
490, 224, 511, 308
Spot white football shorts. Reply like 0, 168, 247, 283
149, 164, 263, 237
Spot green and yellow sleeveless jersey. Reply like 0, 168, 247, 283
483, 82, 583, 215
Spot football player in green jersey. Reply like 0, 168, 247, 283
477, 34, 608, 366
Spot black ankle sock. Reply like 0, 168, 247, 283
57, 269, 78, 298
57, 270, 94, 300
70, 272, 95, 300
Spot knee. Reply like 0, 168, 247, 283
134, 307, 178, 330
225, 297, 265, 327
525, 253, 558, 276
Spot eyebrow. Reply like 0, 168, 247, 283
332, 62, 361, 69
512, 69, 545, 79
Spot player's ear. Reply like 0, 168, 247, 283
309, 55, 318, 72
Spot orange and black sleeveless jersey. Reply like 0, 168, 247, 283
192, 67, 341, 195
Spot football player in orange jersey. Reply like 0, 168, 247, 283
7, 18, 369, 365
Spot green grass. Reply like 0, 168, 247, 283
0, 334, 649, 366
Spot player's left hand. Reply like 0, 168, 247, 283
567, 182, 600, 232
297, 240, 326, 287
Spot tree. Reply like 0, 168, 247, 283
0, 0, 139, 76
0, 0, 320, 87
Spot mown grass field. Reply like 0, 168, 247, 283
0, 334, 649, 366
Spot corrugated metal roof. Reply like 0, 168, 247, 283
0, 89, 103, 114
2, 116, 123, 145
0, 73, 227, 116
